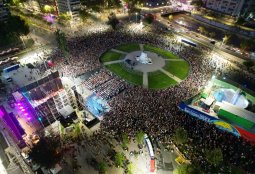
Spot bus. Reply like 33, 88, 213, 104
181, 39, 197, 47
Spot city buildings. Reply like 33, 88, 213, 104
0, 0, 9, 22
56, 0, 80, 19
204, 0, 255, 17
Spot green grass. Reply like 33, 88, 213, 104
164, 61, 190, 79
100, 51, 123, 63
105, 63, 143, 85
115, 43, 140, 52
148, 71, 177, 89
144, 45, 180, 59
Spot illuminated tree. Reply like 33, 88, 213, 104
59, 12, 71, 21
198, 26, 205, 34
222, 34, 231, 45
114, 152, 126, 168
127, 163, 135, 174
169, 15, 173, 21
42, 5, 55, 13
135, 130, 145, 146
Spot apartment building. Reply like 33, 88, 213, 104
205, 0, 245, 16
56, 0, 80, 19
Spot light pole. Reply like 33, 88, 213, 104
135, 12, 138, 23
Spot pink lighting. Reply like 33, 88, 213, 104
43, 14, 55, 23
17, 103, 21, 106
28, 117, 31, 120
21, 109, 25, 112
24, 113, 28, 116
19, 106, 23, 109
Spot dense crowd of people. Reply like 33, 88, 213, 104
49, 23, 255, 173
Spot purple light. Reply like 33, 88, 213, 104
17, 103, 21, 106
19, 106, 23, 109
21, 109, 25, 112
24, 113, 28, 116
43, 14, 55, 23
28, 117, 31, 120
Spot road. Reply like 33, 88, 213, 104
156, 15, 247, 64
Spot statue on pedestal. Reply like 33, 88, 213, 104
136, 52, 152, 64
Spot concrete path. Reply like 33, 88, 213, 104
139, 44, 144, 51
103, 59, 124, 65
165, 59, 185, 61
159, 68, 182, 83
111, 48, 128, 54
143, 72, 148, 88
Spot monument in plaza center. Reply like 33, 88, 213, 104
136, 52, 152, 64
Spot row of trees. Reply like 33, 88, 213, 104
0, 15, 29, 47
197, 26, 255, 52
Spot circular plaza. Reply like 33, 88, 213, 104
100, 43, 190, 89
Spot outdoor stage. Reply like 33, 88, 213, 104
86, 94, 110, 118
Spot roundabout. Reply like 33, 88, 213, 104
101, 43, 190, 89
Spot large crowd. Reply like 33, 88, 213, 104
49, 23, 255, 173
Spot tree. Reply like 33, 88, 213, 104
98, 161, 108, 174
59, 12, 71, 21
174, 164, 202, 174
235, 17, 245, 25
79, 9, 90, 22
55, 29, 69, 55
73, 123, 81, 139
240, 39, 253, 52
243, 60, 254, 70
127, 163, 135, 174
114, 152, 126, 167
222, 34, 231, 45
107, 13, 119, 30
42, 5, 55, 13
169, 15, 173, 21
0, 15, 29, 47
10, 0, 21, 6
121, 133, 129, 150
197, 26, 205, 34
205, 148, 223, 166
28, 137, 62, 169
143, 14, 154, 24
135, 130, 145, 146
209, 32, 216, 38
173, 127, 188, 145
7, 15, 29, 36
190, 0, 204, 7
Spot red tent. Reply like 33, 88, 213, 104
150, 159, 155, 173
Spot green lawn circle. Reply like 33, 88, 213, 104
100, 43, 190, 89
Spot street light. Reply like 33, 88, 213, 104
135, 12, 138, 23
